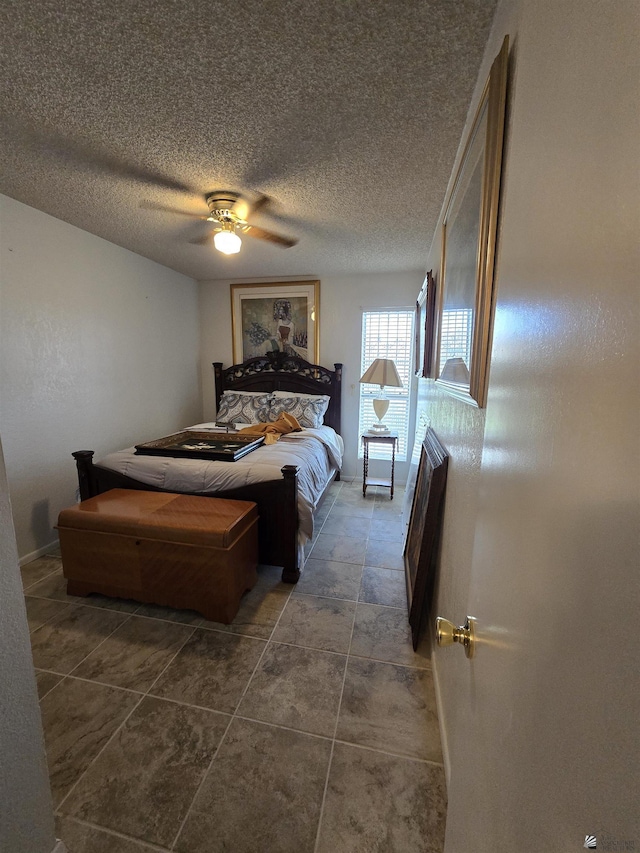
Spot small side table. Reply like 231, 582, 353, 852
362, 431, 398, 499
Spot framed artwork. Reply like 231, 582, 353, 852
434, 36, 509, 407
403, 427, 449, 650
415, 269, 437, 378
231, 280, 320, 364
135, 431, 264, 462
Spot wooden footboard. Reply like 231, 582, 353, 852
72, 451, 302, 583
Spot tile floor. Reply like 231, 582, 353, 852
23, 478, 447, 853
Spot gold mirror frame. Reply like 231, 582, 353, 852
434, 36, 509, 407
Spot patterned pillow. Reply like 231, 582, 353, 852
216, 392, 273, 424
269, 395, 330, 429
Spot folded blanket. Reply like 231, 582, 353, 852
238, 412, 302, 445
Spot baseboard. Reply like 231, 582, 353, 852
19, 538, 60, 566
430, 626, 451, 788
52, 840, 68, 853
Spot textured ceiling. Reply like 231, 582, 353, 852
0, 0, 496, 280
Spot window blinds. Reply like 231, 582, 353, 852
359, 309, 413, 460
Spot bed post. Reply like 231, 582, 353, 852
333, 362, 342, 480
213, 362, 223, 412
280, 464, 300, 583
72, 451, 96, 501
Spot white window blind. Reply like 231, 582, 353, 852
359, 309, 414, 460
438, 308, 473, 374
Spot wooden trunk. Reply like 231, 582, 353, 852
57, 489, 259, 624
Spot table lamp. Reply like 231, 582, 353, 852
359, 358, 403, 434
440, 356, 470, 384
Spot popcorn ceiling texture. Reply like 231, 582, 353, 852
0, 0, 496, 280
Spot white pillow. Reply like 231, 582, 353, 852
216, 392, 273, 424
269, 395, 330, 429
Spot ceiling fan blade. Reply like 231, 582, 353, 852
242, 223, 298, 248
140, 200, 208, 219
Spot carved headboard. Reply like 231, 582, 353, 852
213, 353, 343, 434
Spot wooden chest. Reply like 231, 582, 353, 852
57, 489, 259, 624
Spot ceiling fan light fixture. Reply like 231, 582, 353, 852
213, 225, 242, 255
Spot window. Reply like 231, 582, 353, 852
359, 309, 414, 460
438, 308, 473, 374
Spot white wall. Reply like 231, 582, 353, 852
416, 1, 640, 850
0, 436, 57, 853
199, 270, 422, 480
0, 196, 201, 559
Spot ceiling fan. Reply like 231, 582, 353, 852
141, 190, 298, 255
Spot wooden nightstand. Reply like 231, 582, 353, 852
361, 431, 398, 499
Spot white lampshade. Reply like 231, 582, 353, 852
440, 357, 470, 384
213, 228, 242, 255
360, 358, 402, 434
359, 358, 403, 388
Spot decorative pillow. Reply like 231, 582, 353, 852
216, 392, 273, 424
269, 395, 330, 429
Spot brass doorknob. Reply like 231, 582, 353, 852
435, 616, 476, 658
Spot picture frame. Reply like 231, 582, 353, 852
231, 280, 320, 365
135, 431, 265, 462
434, 36, 509, 407
403, 427, 449, 650
415, 269, 436, 378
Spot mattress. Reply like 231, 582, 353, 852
96, 423, 344, 546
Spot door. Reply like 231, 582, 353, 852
432, 3, 640, 850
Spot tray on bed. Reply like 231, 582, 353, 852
134, 431, 265, 462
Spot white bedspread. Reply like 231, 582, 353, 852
96, 423, 344, 545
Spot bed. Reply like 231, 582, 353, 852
72, 352, 343, 583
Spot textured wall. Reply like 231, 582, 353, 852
417, 0, 640, 850
0, 437, 56, 853
0, 196, 202, 559
198, 270, 422, 480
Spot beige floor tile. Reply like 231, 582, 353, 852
40, 677, 140, 806
368, 517, 405, 542
316, 742, 446, 853
295, 558, 363, 601
175, 718, 331, 853
71, 615, 195, 691
55, 815, 160, 853
150, 629, 266, 713
238, 642, 346, 737
132, 602, 203, 624
34, 669, 63, 700
309, 533, 367, 565
359, 565, 407, 608
27, 570, 140, 613
62, 696, 228, 848
273, 594, 356, 654
20, 555, 62, 590
337, 658, 442, 762
320, 515, 371, 539
364, 538, 405, 571
199, 566, 290, 639
24, 596, 72, 632
30, 606, 130, 673
350, 603, 430, 668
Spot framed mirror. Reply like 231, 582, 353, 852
404, 427, 449, 650
434, 36, 509, 407
415, 269, 436, 379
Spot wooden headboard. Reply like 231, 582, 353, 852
213, 353, 343, 434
